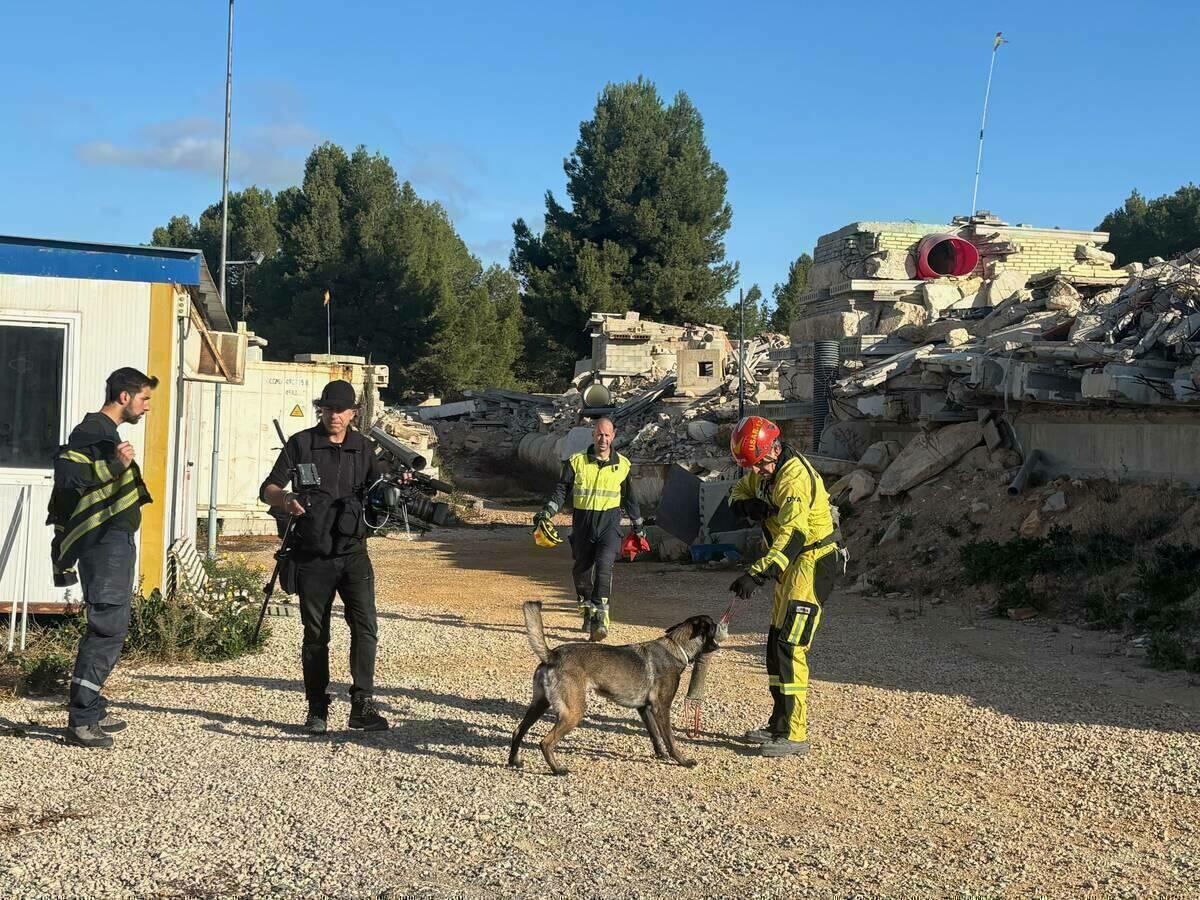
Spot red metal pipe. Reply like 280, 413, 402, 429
915, 233, 980, 279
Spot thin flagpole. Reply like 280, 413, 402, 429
971, 32, 1007, 215
325, 289, 331, 355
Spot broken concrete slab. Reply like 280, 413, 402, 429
1076, 243, 1117, 266
858, 440, 902, 474
685, 420, 719, 443
982, 419, 1002, 451
985, 270, 1028, 306
921, 282, 962, 316
956, 446, 998, 472
876, 301, 929, 334
848, 470, 877, 503
878, 421, 984, 496
1046, 278, 1083, 312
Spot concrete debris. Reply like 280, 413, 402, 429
847, 470, 876, 503
1076, 243, 1117, 266
1042, 490, 1068, 513
1019, 508, 1043, 537
857, 440, 902, 474
945, 328, 971, 348
878, 517, 903, 545
877, 421, 983, 496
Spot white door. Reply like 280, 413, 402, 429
0, 316, 80, 609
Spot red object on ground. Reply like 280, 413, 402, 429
621, 532, 651, 561
915, 233, 980, 279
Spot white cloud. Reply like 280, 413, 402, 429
77, 115, 319, 187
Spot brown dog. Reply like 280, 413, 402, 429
508, 601, 721, 775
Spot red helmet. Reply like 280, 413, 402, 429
731, 416, 781, 468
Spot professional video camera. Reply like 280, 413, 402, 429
365, 426, 453, 530
253, 419, 321, 642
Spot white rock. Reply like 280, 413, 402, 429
985, 270, 1028, 306
945, 328, 971, 347
1042, 490, 1068, 513
686, 420, 719, 443
921, 282, 962, 315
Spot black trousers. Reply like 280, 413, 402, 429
294, 550, 378, 708
68, 529, 136, 726
571, 527, 622, 605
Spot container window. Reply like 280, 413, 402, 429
0, 324, 65, 469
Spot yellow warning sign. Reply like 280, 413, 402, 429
289, 404, 304, 417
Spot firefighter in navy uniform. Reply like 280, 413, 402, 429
534, 417, 644, 642
726, 415, 840, 758
49, 367, 157, 749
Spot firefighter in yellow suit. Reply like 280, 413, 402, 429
727, 416, 839, 758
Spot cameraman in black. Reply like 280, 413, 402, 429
260, 380, 392, 735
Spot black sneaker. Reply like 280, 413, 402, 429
64, 723, 114, 749
304, 712, 328, 735
99, 715, 127, 734
348, 697, 388, 731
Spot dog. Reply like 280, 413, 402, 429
508, 601, 721, 775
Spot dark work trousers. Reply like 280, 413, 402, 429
570, 528, 622, 605
294, 550, 378, 709
68, 529, 136, 727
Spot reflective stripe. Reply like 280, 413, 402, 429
59, 487, 143, 559
59, 450, 91, 464
74, 468, 136, 517
94, 460, 112, 482
72, 677, 103, 693
569, 452, 630, 512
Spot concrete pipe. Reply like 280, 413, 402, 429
915, 233, 980, 279
517, 433, 564, 478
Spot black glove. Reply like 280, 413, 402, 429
632, 518, 646, 538
733, 498, 772, 522
729, 572, 765, 600
533, 510, 550, 528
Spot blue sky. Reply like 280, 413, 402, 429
2, 1, 1197, 302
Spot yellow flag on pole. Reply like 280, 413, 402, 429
323, 289, 330, 306
994, 31, 1008, 49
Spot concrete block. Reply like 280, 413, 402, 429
878, 421, 984, 496
921, 281, 962, 315
982, 419, 1002, 451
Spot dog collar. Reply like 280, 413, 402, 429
667, 641, 691, 667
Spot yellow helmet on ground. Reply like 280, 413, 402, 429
533, 519, 563, 548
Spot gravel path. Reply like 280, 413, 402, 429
2, 523, 1198, 899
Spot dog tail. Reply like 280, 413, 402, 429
522, 601, 554, 664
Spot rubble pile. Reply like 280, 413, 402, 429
832, 248, 1200, 421
415, 326, 795, 484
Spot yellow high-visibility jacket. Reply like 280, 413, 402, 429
729, 446, 835, 580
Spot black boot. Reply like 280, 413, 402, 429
348, 696, 388, 731
305, 694, 332, 736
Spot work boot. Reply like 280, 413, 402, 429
760, 737, 810, 758
743, 725, 783, 744
348, 697, 389, 731
98, 714, 127, 734
577, 595, 592, 632
589, 603, 610, 642
304, 695, 331, 735
64, 723, 114, 749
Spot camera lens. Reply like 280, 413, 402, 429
405, 495, 449, 527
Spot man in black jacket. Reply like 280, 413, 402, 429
51, 367, 156, 749
260, 380, 390, 735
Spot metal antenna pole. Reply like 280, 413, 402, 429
207, 0, 234, 559
971, 32, 1006, 215
737, 287, 745, 420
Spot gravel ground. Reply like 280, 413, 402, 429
2, 519, 1198, 899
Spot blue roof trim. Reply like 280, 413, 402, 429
0, 235, 203, 285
